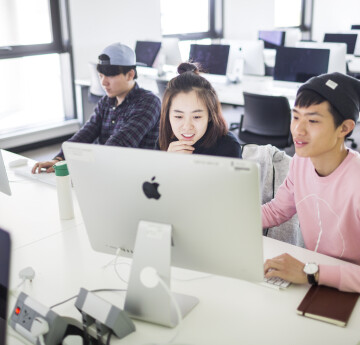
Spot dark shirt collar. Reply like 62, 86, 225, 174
108, 82, 139, 106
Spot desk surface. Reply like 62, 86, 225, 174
2, 150, 360, 345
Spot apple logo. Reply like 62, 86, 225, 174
142, 176, 161, 200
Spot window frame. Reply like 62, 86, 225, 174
0, 0, 77, 125
161, 0, 223, 41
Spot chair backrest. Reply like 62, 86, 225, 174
156, 79, 168, 99
242, 92, 291, 137
88, 62, 106, 97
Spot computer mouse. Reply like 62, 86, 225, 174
9, 158, 28, 167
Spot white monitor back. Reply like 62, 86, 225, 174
296, 41, 346, 74
88, 62, 106, 97
63, 142, 264, 283
223, 39, 265, 76
160, 37, 182, 66
0, 151, 11, 196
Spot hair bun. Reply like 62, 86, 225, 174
177, 62, 199, 75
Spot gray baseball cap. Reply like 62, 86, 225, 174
98, 43, 136, 66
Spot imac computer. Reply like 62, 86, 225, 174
223, 39, 265, 78
274, 46, 329, 83
189, 44, 230, 76
0, 228, 11, 345
258, 30, 286, 49
63, 142, 264, 328
135, 41, 162, 67
160, 37, 182, 66
323, 33, 359, 55
296, 41, 346, 74
0, 151, 11, 196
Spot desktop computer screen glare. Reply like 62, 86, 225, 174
258, 30, 285, 49
189, 44, 230, 75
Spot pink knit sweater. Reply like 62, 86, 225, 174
262, 149, 360, 292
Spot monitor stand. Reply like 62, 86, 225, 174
124, 221, 199, 328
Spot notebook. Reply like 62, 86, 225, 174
0, 228, 11, 345
297, 285, 359, 327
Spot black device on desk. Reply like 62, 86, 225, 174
189, 44, 230, 75
135, 41, 161, 67
323, 33, 358, 55
274, 46, 330, 83
0, 228, 11, 345
351, 25, 360, 30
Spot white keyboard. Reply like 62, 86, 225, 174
11, 165, 56, 187
262, 276, 291, 289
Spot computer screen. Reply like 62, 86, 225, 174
258, 30, 286, 49
295, 41, 346, 74
0, 228, 11, 345
135, 41, 162, 67
351, 25, 360, 30
0, 151, 11, 196
63, 142, 264, 327
274, 46, 329, 83
323, 33, 358, 54
189, 44, 230, 75
224, 39, 265, 76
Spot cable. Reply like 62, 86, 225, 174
50, 288, 127, 309
102, 248, 130, 284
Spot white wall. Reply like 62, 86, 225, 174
223, 0, 275, 40
312, 0, 360, 41
69, 0, 162, 80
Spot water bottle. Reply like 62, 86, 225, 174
53, 161, 74, 220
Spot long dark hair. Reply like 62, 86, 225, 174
159, 62, 228, 150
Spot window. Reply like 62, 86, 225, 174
0, 0, 77, 147
274, 0, 313, 40
160, 0, 223, 40
274, 0, 302, 28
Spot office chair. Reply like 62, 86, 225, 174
156, 79, 168, 99
88, 61, 106, 103
230, 92, 293, 149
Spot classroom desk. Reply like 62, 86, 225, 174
3, 150, 360, 345
137, 72, 298, 107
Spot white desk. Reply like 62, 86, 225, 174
137, 73, 298, 107
3, 150, 360, 345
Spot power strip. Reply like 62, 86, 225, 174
9, 292, 68, 345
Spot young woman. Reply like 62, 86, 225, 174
157, 62, 241, 158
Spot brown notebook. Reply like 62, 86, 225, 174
297, 285, 359, 327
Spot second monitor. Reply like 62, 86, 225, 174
274, 46, 330, 83
189, 44, 230, 75
135, 41, 162, 67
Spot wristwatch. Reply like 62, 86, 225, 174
303, 262, 319, 285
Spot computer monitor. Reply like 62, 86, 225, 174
323, 33, 358, 55
274, 46, 329, 83
0, 151, 11, 196
63, 142, 263, 327
258, 30, 286, 49
135, 41, 162, 67
224, 39, 265, 76
296, 41, 346, 74
160, 37, 182, 66
0, 228, 11, 345
351, 25, 360, 30
189, 44, 230, 75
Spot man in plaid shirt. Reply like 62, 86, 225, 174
32, 42, 161, 173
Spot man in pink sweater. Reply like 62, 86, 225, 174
262, 72, 360, 293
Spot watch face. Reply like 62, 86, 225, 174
304, 262, 318, 275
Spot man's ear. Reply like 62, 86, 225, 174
126, 69, 135, 81
339, 119, 355, 138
